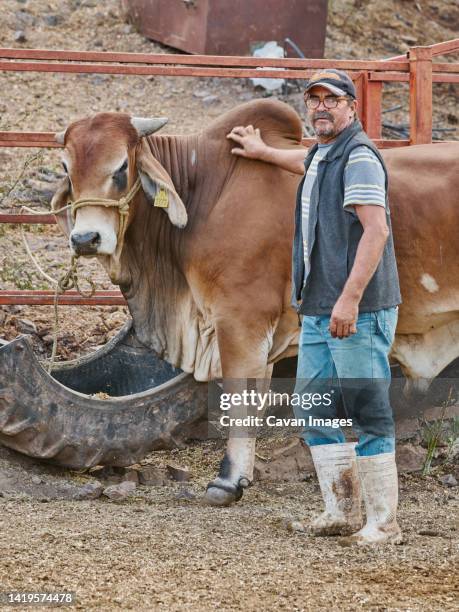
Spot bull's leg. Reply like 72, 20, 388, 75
205, 371, 272, 506
205, 325, 273, 506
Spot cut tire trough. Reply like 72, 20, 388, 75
0, 321, 207, 469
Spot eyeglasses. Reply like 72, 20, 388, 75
304, 93, 349, 109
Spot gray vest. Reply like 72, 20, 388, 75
292, 120, 402, 315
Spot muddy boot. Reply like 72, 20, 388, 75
339, 452, 402, 546
309, 442, 363, 536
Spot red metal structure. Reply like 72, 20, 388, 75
0, 39, 458, 307
122, 0, 328, 57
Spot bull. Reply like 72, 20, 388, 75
51, 99, 459, 505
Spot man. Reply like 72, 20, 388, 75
227, 69, 402, 545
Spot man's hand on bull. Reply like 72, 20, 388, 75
226, 125, 267, 159
329, 296, 359, 339
227, 125, 307, 175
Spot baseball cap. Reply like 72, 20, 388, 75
304, 69, 357, 99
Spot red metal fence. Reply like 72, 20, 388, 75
0, 39, 458, 306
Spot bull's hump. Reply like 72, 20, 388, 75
204, 99, 303, 147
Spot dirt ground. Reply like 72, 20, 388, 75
0, 1, 458, 610
0, 441, 458, 611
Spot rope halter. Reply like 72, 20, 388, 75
66, 177, 142, 245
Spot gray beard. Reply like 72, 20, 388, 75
314, 125, 336, 137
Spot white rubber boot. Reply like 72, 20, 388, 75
339, 452, 402, 546
309, 442, 363, 536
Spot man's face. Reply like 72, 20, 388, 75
305, 85, 357, 139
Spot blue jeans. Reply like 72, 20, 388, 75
294, 307, 398, 456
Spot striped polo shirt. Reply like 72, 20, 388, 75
301, 144, 386, 276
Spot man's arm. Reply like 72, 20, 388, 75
227, 125, 306, 175
329, 205, 389, 339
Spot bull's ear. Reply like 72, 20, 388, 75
51, 177, 73, 236
136, 139, 188, 228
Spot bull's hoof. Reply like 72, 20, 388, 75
205, 486, 241, 507
204, 478, 249, 507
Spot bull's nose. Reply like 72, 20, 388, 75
71, 231, 101, 255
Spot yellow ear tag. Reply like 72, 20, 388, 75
154, 188, 169, 208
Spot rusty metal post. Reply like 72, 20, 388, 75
409, 46, 432, 145
353, 72, 382, 140
352, 72, 365, 126
363, 76, 382, 139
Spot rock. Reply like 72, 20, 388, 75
202, 95, 220, 105
439, 474, 458, 488
13, 30, 27, 43
123, 469, 139, 485
37, 322, 52, 338
254, 438, 314, 482
14, 187, 54, 205
43, 14, 63, 27
286, 520, 306, 533
396, 443, 427, 473
91, 75, 107, 86
418, 529, 440, 537
182, 418, 209, 441
424, 404, 459, 421
174, 488, 196, 501
395, 418, 420, 441
166, 464, 191, 482
449, 438, 459, 460
34, 168, 61, 183
8, 305, 22, 314
103, 481, 136, 501
137, 466, 168, 486
122, 24, 133, 35
15, 10, 36, 27
193, 89, 211, 98
31, 475, 42, 485
17, 318, 38, 335
26, 179, 56, 202
73, 481, 104, 500
88, 466, 125, 483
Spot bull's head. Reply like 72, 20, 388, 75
51, 113, 188, 268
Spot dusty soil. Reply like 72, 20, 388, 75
0, 1, 458, 610
0, 441, 458, 611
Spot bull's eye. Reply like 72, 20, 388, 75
114, 160, 128, 175
113, 159, 128, 190
62, 161, 68, 173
